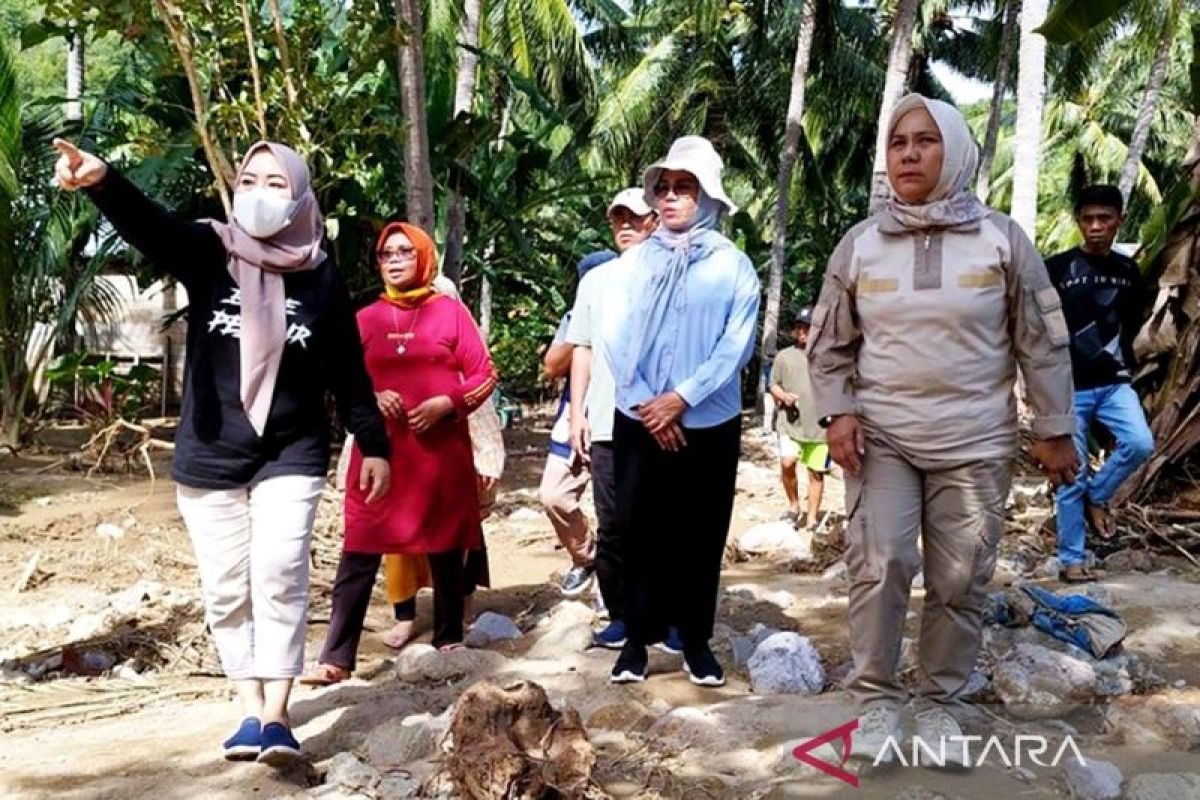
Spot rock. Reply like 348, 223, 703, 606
1105, 695, 1200, 750
528, 601, 595, 658
1061, 757, 1122, 800
1104, 549, 1156, 573
730, 623, 781, 668
113, 662, 144, 682
377, 775, 420, 799
1092, 651, 1138, 697
586, 702, 655, 733
895, 789, 965, 800
365, 713, 443, 768
1123, 773, 1200, 800
507, 507, 542, 522
324, 752, 381, 794
1176, 679, 1188, 689
993, 642, 1096, 719
463, 612, 522, 648
960, 670, 992, 700
912, 570, 924, 589
747, 632, 824, 695
394, 644, 507, 683
736, 522, 812, 560
0, 667, 31, 686
95, 522, 125, 539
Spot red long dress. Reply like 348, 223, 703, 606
344, 295, 498, 553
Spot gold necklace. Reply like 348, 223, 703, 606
387, 304, 421, 355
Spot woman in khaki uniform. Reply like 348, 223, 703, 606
808, 94, 1079, 768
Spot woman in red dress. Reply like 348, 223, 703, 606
307, 222, 497, 679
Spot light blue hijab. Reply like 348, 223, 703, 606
615, 191, 730, 390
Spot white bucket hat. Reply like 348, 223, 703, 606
642, 136, 738, 215
607, 187, 654, 217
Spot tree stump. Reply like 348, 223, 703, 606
441, 680, 604, 799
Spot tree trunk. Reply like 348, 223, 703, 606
443, 0, 484, 287
265, 0, 299, 110
977, 0, 1021, 201
66, 24, 83, 123
760, 0, 817, 391
394, 0, 436, 233
152, 0, 235, 213
1010, 0, 1049, 238
237, 0, 267, 138
1118, 0, 1180, 203
869, 0, 920, 211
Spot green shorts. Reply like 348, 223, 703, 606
778, 435, 831, 473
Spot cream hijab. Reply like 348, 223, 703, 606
884, 93, 987, 230
207, 142, 326, 436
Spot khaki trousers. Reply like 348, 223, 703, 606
539, 453, 594, 567
844, 436, 1011, 711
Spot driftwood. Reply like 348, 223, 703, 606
440, 680, 605, 800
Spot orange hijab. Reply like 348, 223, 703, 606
377, 221, 438, 309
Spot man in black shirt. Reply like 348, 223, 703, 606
1046, 185, 1154, 582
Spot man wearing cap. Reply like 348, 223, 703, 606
539, 250, 618, 598
598, 136, 760, 687
566, 188, 659, 649
769, 307, 830, 530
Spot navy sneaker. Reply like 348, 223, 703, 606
257, 722, 303, 767
222, 716, 261, 761
610, 642, 648, 684
683, 645, 725, 687
593, 620, 627, 649
655, 627, 684, 655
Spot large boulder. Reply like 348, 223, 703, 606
747, 632, 824, 695
992, 642, 1096, 719
323, 752, 381, 795
1123, 773, 1200, 800
527, 601, 594, 659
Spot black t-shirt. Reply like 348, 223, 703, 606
1044, 246, 1143, 391
87, 170, 388, 489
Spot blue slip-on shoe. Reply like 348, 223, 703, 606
655, 626, 684, 655
593, 620, 627, 650
256, 722, 303, 767
222, 716, 261, 761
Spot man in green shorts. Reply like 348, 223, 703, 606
769, 307, 830, 530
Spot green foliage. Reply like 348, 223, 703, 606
45, 351, 161, 426
1038, 0, 1134, 46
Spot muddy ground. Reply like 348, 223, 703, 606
2, 418, 1199, 799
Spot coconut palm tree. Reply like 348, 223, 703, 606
1010, 0, 1049, 237
394, 0, 436, 232
869, 0, 920, 210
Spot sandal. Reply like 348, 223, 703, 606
437, 642, 465, 653
297, 663, 350, 686
1058, 564, 1096, 584
1086, 501, 1118, 540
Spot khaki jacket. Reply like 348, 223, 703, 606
807, 210, 1075, 460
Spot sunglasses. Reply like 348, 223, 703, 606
378, 246, 417, 262
652, 178, 699, 199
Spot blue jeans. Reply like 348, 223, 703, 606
1055, 384, 1154, 566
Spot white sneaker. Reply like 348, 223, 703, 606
914, 707, 971, 771
848, 704, 902, 764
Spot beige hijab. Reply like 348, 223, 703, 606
207, 142, 326, 436
884, 93, 987, 230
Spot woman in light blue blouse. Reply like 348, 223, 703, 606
598, 136, 761, 688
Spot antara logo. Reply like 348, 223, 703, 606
791, 721, 1088, 788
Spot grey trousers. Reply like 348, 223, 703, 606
843, 436, 1012, 711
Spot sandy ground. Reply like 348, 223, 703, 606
2, 420, 1200, 799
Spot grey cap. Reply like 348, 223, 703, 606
793, 306, 815, 327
